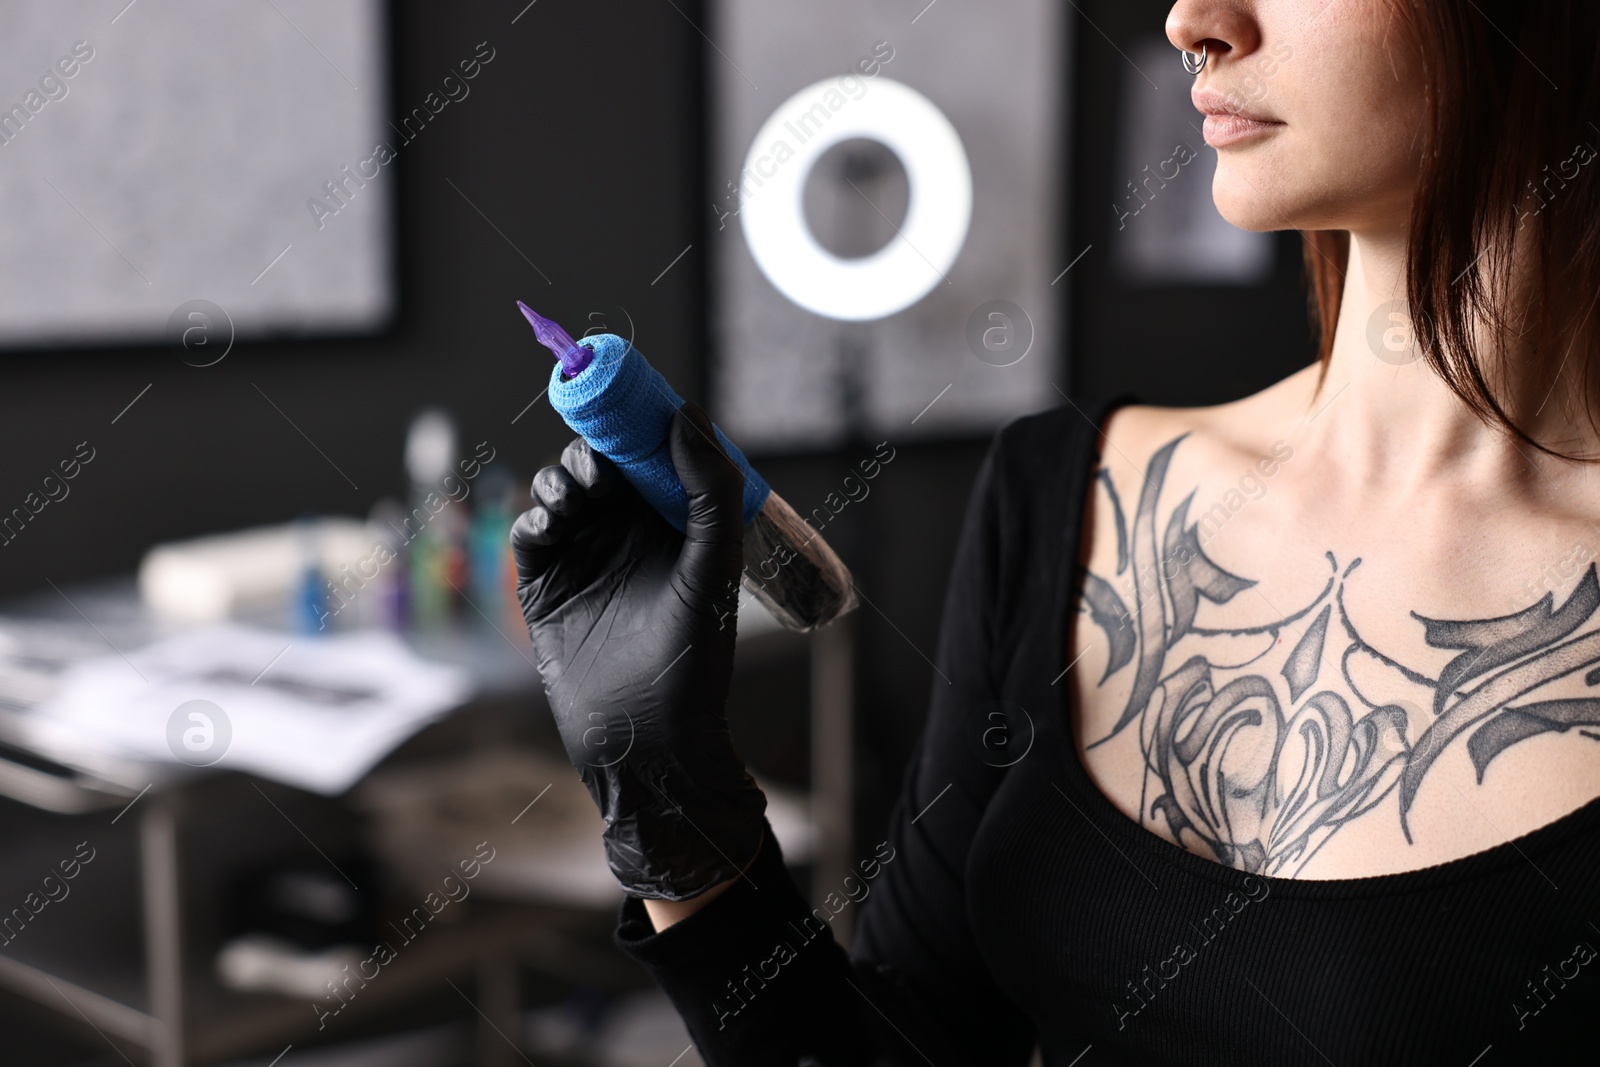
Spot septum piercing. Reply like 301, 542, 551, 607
1182, 43, 1208, 75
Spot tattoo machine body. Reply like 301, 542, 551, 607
517, 301, 857, 632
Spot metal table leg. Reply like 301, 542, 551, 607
474, 951, 521, 1067
143, 794, 185, 1067
811, 612, 855, 946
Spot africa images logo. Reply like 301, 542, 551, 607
166, 699, 231, 767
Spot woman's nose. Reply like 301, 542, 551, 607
1166, 0, 1262, 64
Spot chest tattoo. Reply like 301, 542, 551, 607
1078, 434, 1600, 875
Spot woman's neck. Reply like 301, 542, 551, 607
1293, 228, 1600, 499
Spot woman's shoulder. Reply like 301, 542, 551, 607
976, 369, 1319, 554
984, 386, 1268, 475
1090, 368, 1318, 503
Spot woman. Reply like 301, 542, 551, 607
511, 0, 1600, 1062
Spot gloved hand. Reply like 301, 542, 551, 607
511, 401, 767, 901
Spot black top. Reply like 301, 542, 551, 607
615, 398, 1600, 1066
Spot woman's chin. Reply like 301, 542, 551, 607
1211, 175, 1304, 234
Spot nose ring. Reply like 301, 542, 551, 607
1182, 43, 1208, 75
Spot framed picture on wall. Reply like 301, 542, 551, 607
0, 0, 394, 350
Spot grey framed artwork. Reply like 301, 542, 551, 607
0, 1, 393, 349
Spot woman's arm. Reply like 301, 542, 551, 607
511, 405, 767, 905
642, 880, 735, 930
609, 420, 1043, 1065
641, 851, 749, 930
513, 401, 1042, 1063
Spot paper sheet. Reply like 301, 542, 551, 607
24, 624, 472, 795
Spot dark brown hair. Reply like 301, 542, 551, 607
1303, 0, 1600, 459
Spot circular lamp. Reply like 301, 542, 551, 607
739, 76, 972, 322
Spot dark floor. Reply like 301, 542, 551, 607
0, 983, 706, 1067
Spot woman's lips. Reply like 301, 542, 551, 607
1202, 112, 1285, 147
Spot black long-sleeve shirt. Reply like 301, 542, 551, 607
615, 398, 1600, 1065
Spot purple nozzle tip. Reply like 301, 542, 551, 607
517, 301, 593, 378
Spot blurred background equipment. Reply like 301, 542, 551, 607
350, 747, 815, 909
216, 860, 378, 1000
137, 519, 373, 624
0, 0, 1317, 1063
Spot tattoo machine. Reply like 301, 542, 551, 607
517, 301, 857, 632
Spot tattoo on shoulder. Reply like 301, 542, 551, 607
1078, 434, 1600, 875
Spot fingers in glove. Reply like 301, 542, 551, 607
532, 462, 585, 517
560, 436, 616, 497
510, 442, 621, 583
669, 401, 745, 602
510, 465, 585, 581
670, 402, 744, 546
511, 504, 563, 550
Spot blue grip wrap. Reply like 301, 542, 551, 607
547, 333, 771, 532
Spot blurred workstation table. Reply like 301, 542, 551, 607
0, 577, 850, 1067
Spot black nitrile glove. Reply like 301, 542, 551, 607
511, 401, 767, 901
